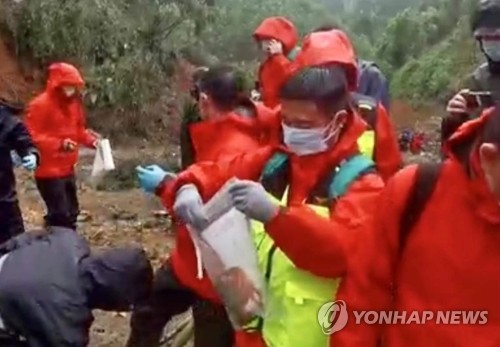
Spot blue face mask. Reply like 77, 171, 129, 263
282, 123, 339, 156
482, 40, 500, 62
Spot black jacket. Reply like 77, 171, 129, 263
0, 227, 151, 347
0, 105, 38, 203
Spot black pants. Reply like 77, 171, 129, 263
126, 263, 234, 347
0, 201, 24, 245
35, 175, 79, 230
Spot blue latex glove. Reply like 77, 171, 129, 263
10, 151, 21, 168
228, 179, 279, 223
21, 154, 37, 171
173, 184, 209, 230
136, 165, 175, 193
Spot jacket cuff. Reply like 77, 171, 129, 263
263, 206, 287, 235
155, 171, 198, 209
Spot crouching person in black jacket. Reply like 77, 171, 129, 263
0, 100, 39, 243
0, 227, 153, 347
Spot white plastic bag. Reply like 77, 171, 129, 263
91, 139, 115, 178
187, 179, 265, 329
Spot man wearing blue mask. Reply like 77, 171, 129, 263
0, 98, 38, 244
445, 0, 500, 141
137, 30, 385, 347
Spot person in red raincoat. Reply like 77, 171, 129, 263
127, 65, 276, 347
149, 30, 385, 347
25, 62, 99, 230
332, 106, 500, 347
308, 25, 400, 180
254, 20, 401, 181
253, 16, 299, 109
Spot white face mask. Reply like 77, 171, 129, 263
62, 86, 77, 97
482, 40, 500, 62
282, 121, 341, 156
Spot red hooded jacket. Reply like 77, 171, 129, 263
158, 31, 385, 347
332, 108, 500, 347
253, 17, 298, 109
188, 102, 279, 162
291, 30, 401, 180
371, 103, 401, 181
168, 100, 278, 302
25, 63, 96, 178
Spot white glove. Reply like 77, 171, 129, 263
267, 39, 283, 55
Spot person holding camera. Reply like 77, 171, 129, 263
24, 62, 99, 231
445, 0, 500, 141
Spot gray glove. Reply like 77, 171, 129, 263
228, 180, 279, 223
173, 184, 209, 230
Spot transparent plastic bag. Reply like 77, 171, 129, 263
91, 139, 115, 178
187, 179, 265, 328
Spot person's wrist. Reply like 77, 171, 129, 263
263, 202, 280, 223
154, 174, 170, 196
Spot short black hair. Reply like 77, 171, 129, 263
312, 23, 342, 33
198, 65, 250, 112
279, 65, 349, 111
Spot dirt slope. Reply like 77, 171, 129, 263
0, 35, 39, 103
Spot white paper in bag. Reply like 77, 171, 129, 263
187, 179, 265, 329
91, 139, 115, 178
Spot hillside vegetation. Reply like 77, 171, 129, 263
0, 0, 482, 138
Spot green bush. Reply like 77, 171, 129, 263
390, 20, 478, 105
0, 0, 488, 125
1, 0, 194, 109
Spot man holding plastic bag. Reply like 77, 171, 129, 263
145, 30, 384, 347
25, 63, 101, 230
128, 66, 276, 347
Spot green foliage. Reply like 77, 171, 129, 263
192, 0, 337, 62
0, 0, 488, 131
0, 0, 199, 111
391, 22, 478, 104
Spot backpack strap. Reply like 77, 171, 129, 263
260, 152, 376, 206
398, 162, 443, 255
260, 152, 290, 200
329, 155, 376, 200
306, 154, 376, 206
351, 92, 377, 129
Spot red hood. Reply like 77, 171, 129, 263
289, 30, 358, 91
445, 109, 494, 158
253, 17, 298, 53
46, 62, 84, 93
446, 108, 500, 223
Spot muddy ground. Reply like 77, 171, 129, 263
16, 147, 185, 347
13, 105, 442, 346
